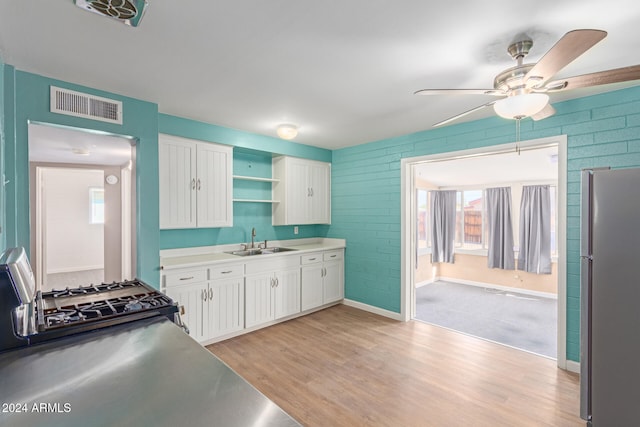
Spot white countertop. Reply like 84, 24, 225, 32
160, 238, 346, 270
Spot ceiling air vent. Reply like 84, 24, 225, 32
74, 0, 149, 27
50, 86, 123, 125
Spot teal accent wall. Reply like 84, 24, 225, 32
327, 85, 640, 362
3, 71, 160, 286
157, 114, 332, 249
1, 63, 16, 252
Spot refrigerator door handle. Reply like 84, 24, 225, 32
580, 169, 594, 421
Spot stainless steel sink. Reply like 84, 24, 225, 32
225, 247, 297, 257
261, 247, 297, 254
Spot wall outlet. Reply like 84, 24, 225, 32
294, 226, 299, 235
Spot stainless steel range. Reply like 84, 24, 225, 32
0, 247, 186, 352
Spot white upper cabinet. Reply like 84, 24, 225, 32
159, 134, 233, 229
272, 156, 331, 225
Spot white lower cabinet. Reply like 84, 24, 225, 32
245, 257, 300, 329
164, 263, 244, 343
301, 249, 344, 311
163, 246, 344, 343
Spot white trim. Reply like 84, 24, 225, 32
342, 299, 403, 321
47, 265, 104, 274
565, 360, 580, 374
415, 278, 437, 288
434, 277, 558, 299
401, 135, 568, 369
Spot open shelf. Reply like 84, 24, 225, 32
233, 175, 280, 183
233, 199, 280, 203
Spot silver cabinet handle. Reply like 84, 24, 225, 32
191, 178, 196, 190
329, 255, 337, 258
275, 277, 279, 287
307, 188, 311, 197
197, 178, 201, 190
180, 276, 194, 281
209, 288, 213, 300
308, 258, 317, 261
270, 277, 274, 288
310, 187, 314, 197
221, 270, 232, 274
202, 289, 207, 301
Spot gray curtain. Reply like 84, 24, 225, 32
518, 185, 552, 274
486, 187, 515, 270
430, 190, 456, 263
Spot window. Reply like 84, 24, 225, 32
89, 187, 105, 224
455, 190, 484, 250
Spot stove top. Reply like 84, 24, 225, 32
36, 279, 177, 334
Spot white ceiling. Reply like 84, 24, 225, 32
29, 123, 133, 166
2, 1, 640, 150
415, 145, 558, 187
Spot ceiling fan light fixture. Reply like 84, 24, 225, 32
276, 124, 298, 140
493, 93, 550, 119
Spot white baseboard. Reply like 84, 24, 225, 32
47, 265, 104, 274
342, 299, 403, 321
415, 278, 437, 288
435, 276, 558, 300
565, 360, 580, 374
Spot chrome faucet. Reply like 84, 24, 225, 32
251, 227, 256, 248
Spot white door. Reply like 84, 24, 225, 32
274, 267, 301, 319
196, 142, 233, 228
245, 273, 274, 328
165, 282, 208, 341
159, 136, 197, 229
209, 277, 244, 338
301, 264, 323, 311
323, 260, 343, 304
287, 159, 309, 225
309, 162, 330, 224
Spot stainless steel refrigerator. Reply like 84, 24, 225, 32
580, 167, 640, 426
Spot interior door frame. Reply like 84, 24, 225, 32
400, 135, 569, 369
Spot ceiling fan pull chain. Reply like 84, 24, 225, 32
515, 118, 521, 154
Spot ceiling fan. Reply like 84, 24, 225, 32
415, 29, 640, 127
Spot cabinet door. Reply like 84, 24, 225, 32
165, 282, 208, 341
308, 161, 331, 224
323, 260, 344, 304
301, 264, 324, 311
274, 267, 301, 319
245, 273, 274, 328
286, 159, 309, 225
209, 277, 244, 339
196, 142, 233, 228
159, 136, 197, 229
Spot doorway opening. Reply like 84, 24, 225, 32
28, 123, 136, 291
401, 136, 567, 366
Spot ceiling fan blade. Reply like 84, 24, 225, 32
531, 104, 556, 121
433, 100, 497, 127
414, 88, 505, 96
544, 64, 640, 91
525, 29, 607, 87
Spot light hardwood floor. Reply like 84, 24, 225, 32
207, 305, 582, 427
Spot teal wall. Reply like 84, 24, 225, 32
327, 85, 640, 362
158, 114, 331, 249
3, 70, 160, 286
2, 61, 639, 363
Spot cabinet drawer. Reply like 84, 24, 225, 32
300, 252, 323, 265
323, 250, 343, 262
210, 263, 244, 280
164, 269, 207, 286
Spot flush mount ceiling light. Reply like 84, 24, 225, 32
493, 93, 550, 120
276, 124, 298, 140
72, 148, 90, 156
74, 0, 149, 27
